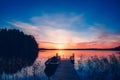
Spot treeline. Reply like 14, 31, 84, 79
0, 28, 38, 74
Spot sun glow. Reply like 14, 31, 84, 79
57, 44, 63, 49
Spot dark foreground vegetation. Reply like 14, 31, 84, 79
0, 29, 38, 74
78, 55, 120, 80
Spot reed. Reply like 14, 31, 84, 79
78, 54, 120, 80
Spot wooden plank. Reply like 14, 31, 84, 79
51, 60, 80, 80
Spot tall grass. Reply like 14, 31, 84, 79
77, 55, 120, 80
0, 58, 48, 80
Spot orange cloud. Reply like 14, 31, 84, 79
39, 40, 120, 49
76, 41, 120, 48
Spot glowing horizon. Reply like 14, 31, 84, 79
0, 0, 120, 49
38, 41, 120, 49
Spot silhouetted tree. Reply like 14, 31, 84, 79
0, 28, 38, 74
113, 46, 120, 50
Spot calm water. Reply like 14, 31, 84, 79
1, 50, 120, 80
38, 50, 120, 69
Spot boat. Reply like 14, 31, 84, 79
44, 53, 60, 78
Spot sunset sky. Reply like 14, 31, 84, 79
0, 0, 120, 49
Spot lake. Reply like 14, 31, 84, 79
1, 50, 120, 80
38, 50, 120, 69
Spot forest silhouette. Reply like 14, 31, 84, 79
0, 29, 38, 74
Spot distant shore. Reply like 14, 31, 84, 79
39, 48, 120, 51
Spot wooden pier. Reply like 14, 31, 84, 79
51, 59, 80, 80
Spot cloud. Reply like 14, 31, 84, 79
30, 13, 84, 28
85, 23, 120, 48
9, 21, 92, 44
75, 40, 120, 48
8, 13, 120, 48
89, 23, 120, 41
9, 13, 94, 44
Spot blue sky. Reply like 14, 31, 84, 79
0, 0, 120, 48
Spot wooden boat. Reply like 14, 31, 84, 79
44, 54, 60, 78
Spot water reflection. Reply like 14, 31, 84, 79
38, 50, 120, 69
38, 50, 120, 59
1, 50, 120, 80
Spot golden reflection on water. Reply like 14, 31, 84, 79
38, 50, 120, 60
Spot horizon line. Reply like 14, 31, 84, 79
39, 47, 120, 51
